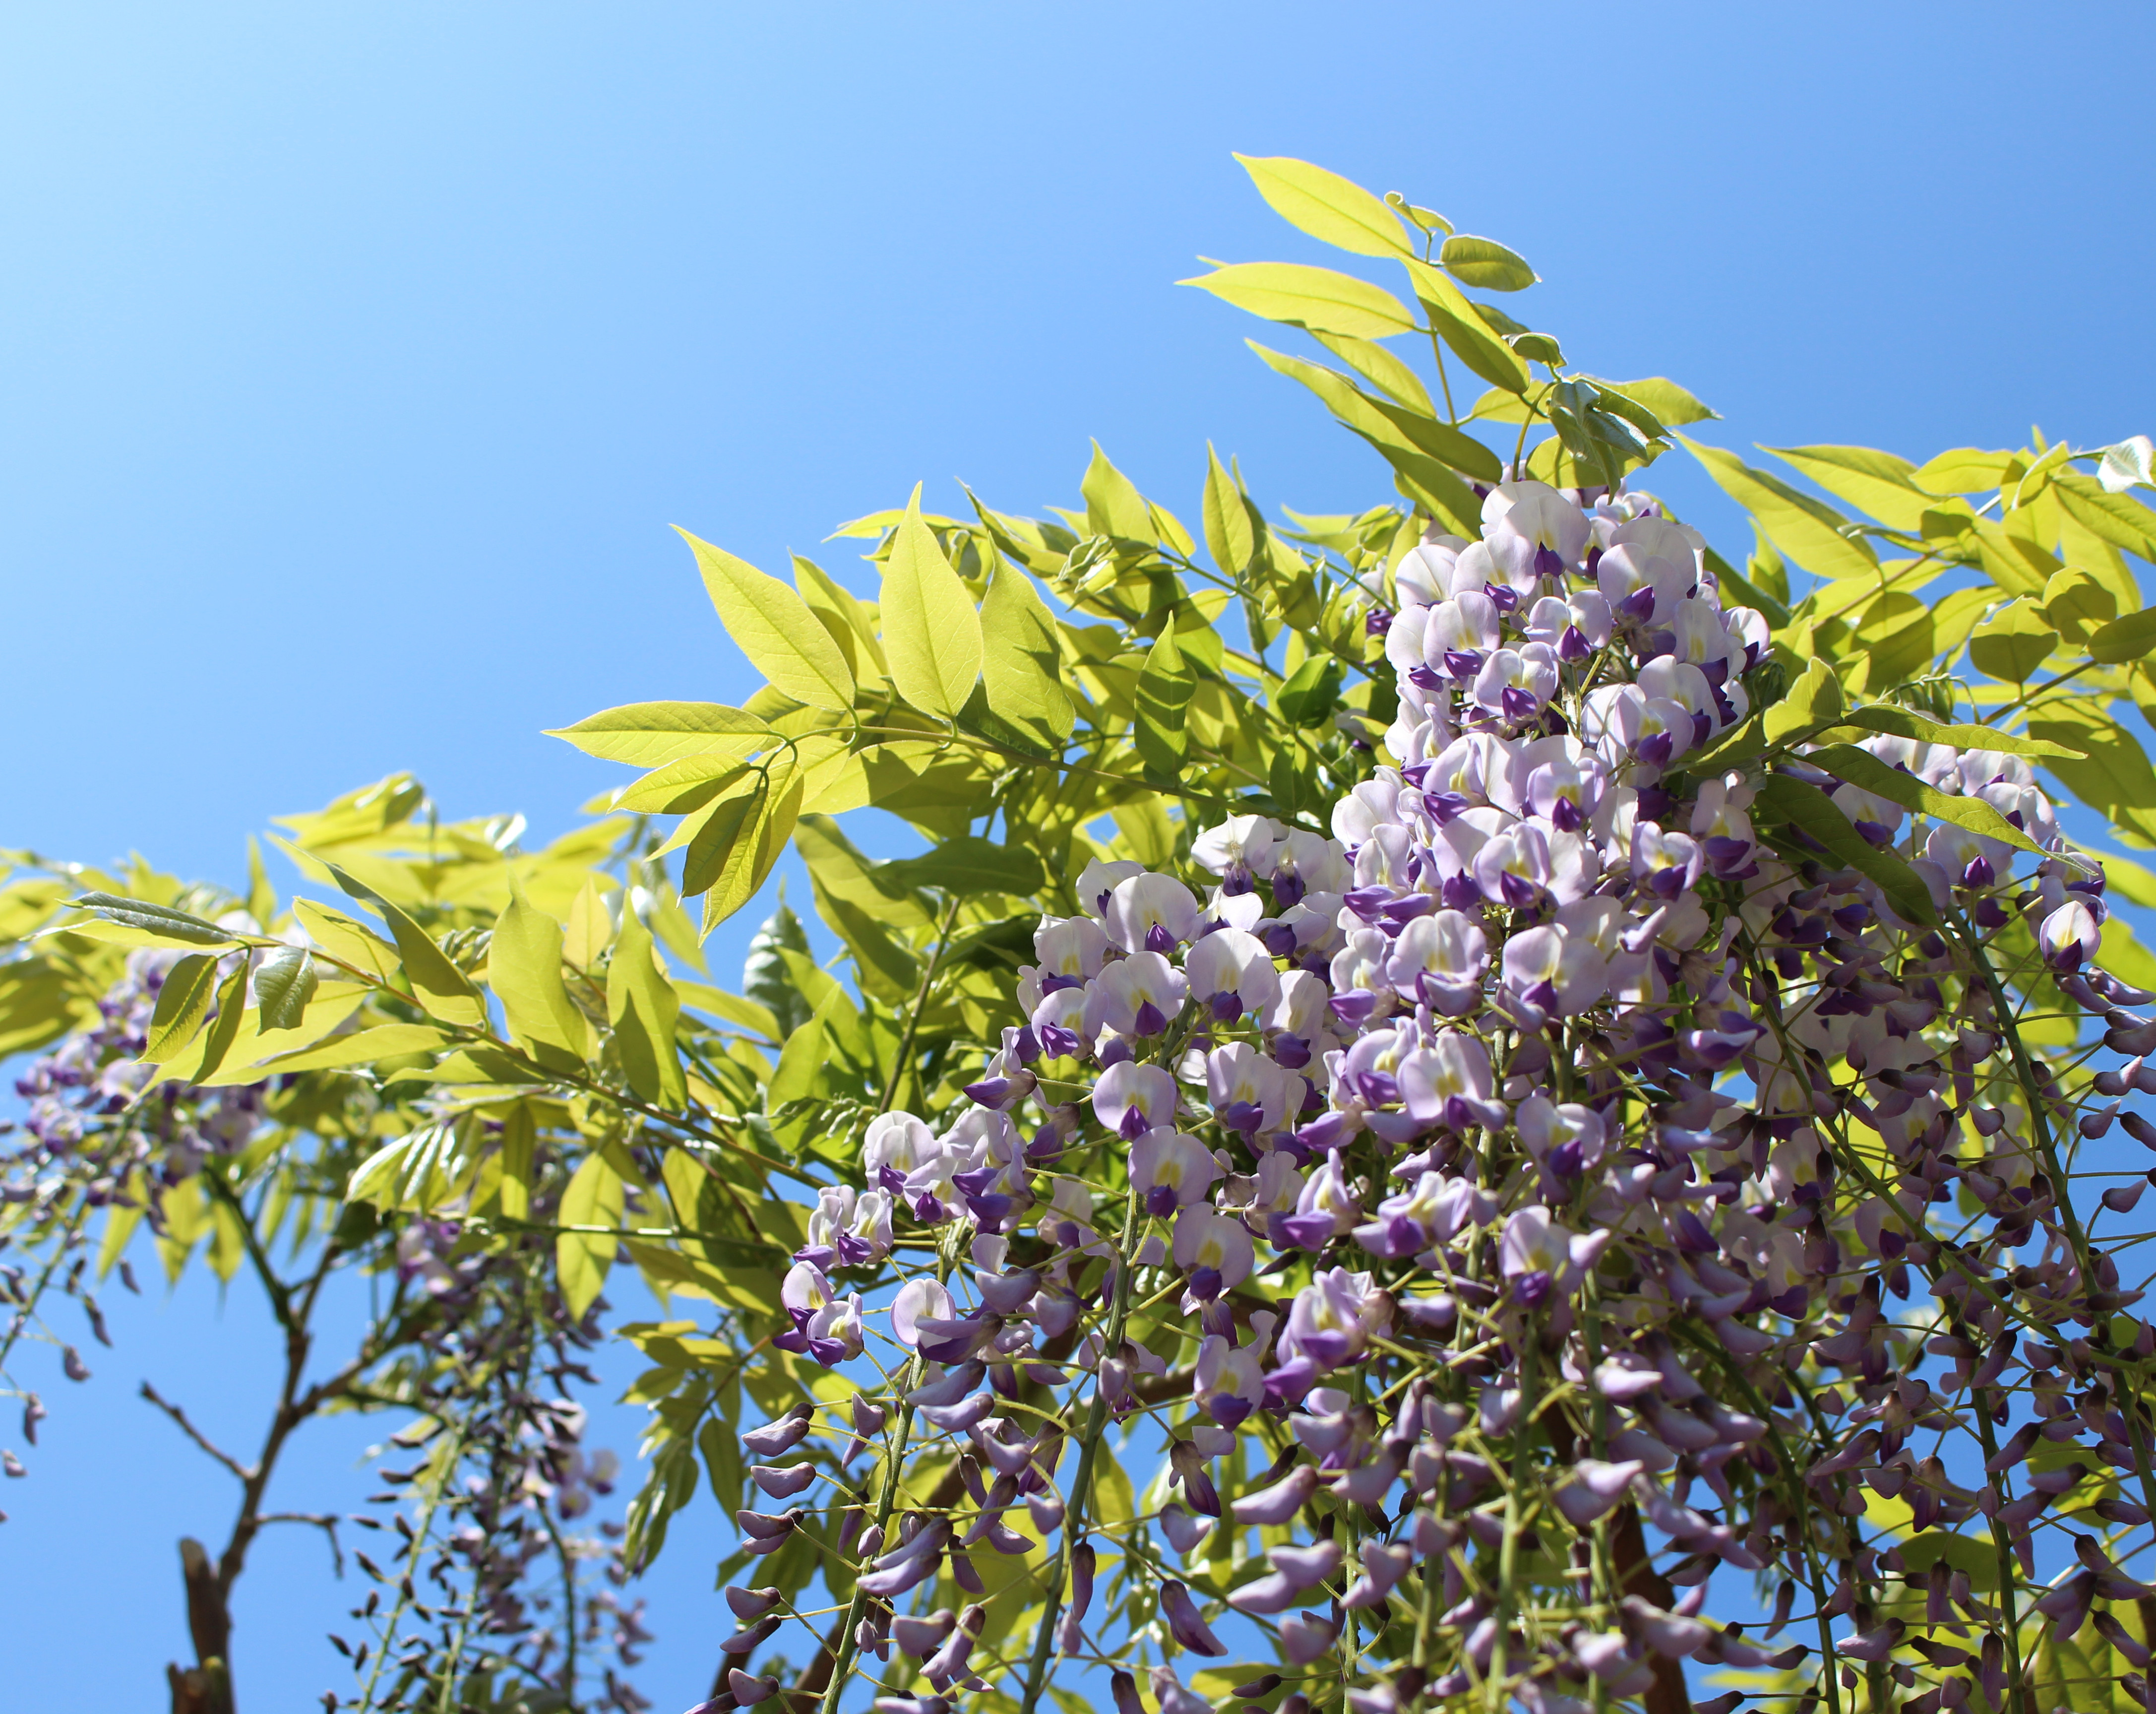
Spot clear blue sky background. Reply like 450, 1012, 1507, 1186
3, 4, 2154, 1710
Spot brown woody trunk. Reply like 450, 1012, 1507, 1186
169, 1537, 235, 1714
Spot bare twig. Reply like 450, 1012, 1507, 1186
256, 1511, 345, 1577
141, 1381, 255, 1484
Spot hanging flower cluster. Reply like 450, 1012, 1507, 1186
2, 948, 650, 1714
706, 487, 2156, 1714
2, 948, 264, 1463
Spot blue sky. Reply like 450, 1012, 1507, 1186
3, 4, 2155, 1710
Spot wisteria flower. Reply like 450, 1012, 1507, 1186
1104, 873, 1202, 954
1130, 1130, 1221, 1215
1084, 951, 1188, 1038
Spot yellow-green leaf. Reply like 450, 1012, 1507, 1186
66, 892, 234, 949
547, 701, 773, 768
1181, 261, 1417, 341
490, 889, 592, 1070
699, 764, 805, 937
795, 814, 934, 930
979, 565, 1073, 745
557, 1150, 623, 1320
1439, 233, 1537, 291
1967, 599, 2059, 684
792, 553, 888, 685
881, 485, 984, 719
142, 953, 219, 1064
1763, 657, 1844, 747
349, 1122, 481, 1214
1828, 705, 2083, 760
680, 772, 768, 898
2055, 474, 2156, 562
2100, 915, 2156, 997
766, 994, 834, 1111
326, 864, 489, 1030
1111, 799, 1176, 868
1567, 376, 1717, 428
1806, 743, 2042, 854
1404, 258, 1528, 394
882, 836, 1045, 898
253, 946, 318, 1033
613, 755, 758, 817
1202, 445, 1256, 575
2089, 605, 2156, 665
1681, 436, 1879, 585
253, 1021, 450, 1074
1603, 377, 1717, 427
1080, 442, 1155, 542
679, 529, 857, 712
2042, 568, 2117, 645
1232, 154, 1410, 258
2028, 705, 2156, 815
607, 902, 686, 1109
497, 1103, 535, 1223
188, 961, 255, 1084
1134, 624, 1193, 779
1311, 331, 1433, 414
1765, 444, 1933, 532
1913, 447, 2018, 495
563, 877, 615, 970
1247, 341, 1486, 530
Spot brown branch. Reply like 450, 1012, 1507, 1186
1550, 1407, 1689, 1714
141, 1382, 254, 1484
173, 1537, 234, 1714
256, 1511, 345, 1578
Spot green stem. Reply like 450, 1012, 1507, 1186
1486, 1332, 1542, 1712
360, 1413, 474, 1712
814, 1231, 964, 1714
1966, 1355, 2031, 1714
433, 1298, 537, 1712
0, 1209, 84, 1378
1016, 1188, 1143, 1714
877, 895, 962, 1117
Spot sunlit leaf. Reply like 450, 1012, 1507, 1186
883, 837, 1044, 898
608, 900, 686, 1109
490, 888, 592, 1070
980, 565, 1074, 745
881, 485, 985, 719
67, 892, 234, 949
1181, 261, 1417, 341
557, 1150, 624, 1320
1680, 436, 1879, 585
1202, 445, 1256, 577
2055, 473, 2156, 562
1232, 154, 1411, 257
2089, 604, 2156, 665
1765, 444, 1933, 532
326, 863, 489, 1030
141, 952, 219, 1063
1912, 446, 2018, 495
1404, 259, 1528, 394
1967, 599, 2059, 684
1808, 743, 2042, 854
679, 530, 857, 713
252, 945, 319, 1033
1439, 233, 1537, 291
1310, 331, 1434, 414
1134, 624, 1194, 780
